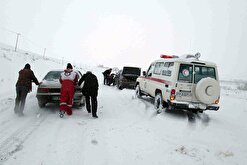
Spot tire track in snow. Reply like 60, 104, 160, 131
0, 97, 14, 113
0, 113, 47, 163
0, 97, 15, 128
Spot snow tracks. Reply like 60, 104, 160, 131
0, 96, 47, 163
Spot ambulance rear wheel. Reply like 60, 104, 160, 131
154, 93, 164, 114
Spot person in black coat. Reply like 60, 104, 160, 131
102, 68, 112, 85
78, 71, 99, 118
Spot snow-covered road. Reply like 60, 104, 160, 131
0, 83, 247, 165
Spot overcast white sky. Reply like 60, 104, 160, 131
0, 0, 247, 80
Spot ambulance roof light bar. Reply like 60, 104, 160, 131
160, 54, 179, 59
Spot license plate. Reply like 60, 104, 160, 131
177, 91, 191, 97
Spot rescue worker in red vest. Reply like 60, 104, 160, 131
59, 63, 78, 117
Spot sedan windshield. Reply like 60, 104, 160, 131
44, 71, 63, 80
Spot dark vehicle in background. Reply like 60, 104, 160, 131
115, 66, 141, 90
36, 70, 84, 108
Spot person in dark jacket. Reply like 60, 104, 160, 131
14, 63, 40, 116
78, 71, 99, 118
102, 68, 112, 85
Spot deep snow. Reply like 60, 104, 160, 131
0, 45, 247, 165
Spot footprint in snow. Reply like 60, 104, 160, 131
91, 139, 98, 145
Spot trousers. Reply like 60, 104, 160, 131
85, 95, 98, 116
14, 86, 29, 114
60, 85, 75, 115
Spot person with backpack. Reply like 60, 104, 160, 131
14, 63, 40, 116
78, 71, 99, 118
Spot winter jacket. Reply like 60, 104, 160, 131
59, 69, 78, 87
102, 69, 112, 77
78, 72, 99, 97
16, 69, 39, 92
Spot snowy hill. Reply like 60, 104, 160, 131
0, 43, 247, 165
0, 43, 98, 97
0, 44, 59, 95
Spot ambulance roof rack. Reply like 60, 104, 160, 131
181, 52, 201, 60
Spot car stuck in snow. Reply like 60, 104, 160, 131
36, 70, 84, 108
115, 66, 141, 90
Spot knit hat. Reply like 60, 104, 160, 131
67, 63, 73, 69
24, 63, 31, 69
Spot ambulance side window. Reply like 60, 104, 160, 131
162, 62, 174, 76
147, 64, 155, 77
154, 62, 164, 75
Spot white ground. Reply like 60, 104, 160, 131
0, 45, 247, 165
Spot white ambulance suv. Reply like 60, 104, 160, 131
135, 53, 220, 113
